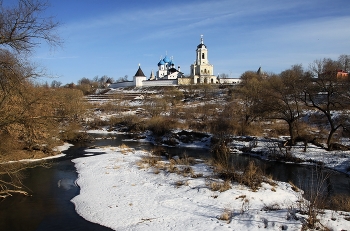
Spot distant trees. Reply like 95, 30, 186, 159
75, 75, 114, 95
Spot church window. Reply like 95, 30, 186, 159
202, 53, 205, 59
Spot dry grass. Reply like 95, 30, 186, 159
327, 194, 350, 212
146, 116, 178, 136
119, 143, 134, 155
289, 181, 300, 192
137, 155, 161, 169
174, 153, 196, 166
236, 161, 264, 191
207, 180, 231, 192
218, 208, 232, 222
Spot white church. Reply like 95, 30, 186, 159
109, 36, 241, 88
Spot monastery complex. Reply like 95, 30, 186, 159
109, 36, 241, 88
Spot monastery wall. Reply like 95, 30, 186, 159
108, 81, 134, 88
142, 80, 177, 87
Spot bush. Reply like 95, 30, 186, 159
237, 161, 264, 191
211, 138, 235, 179
146, 116, 178, 136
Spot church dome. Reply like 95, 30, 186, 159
163, 55, 171, 63
197, 43, 206, 49
158, 59, 165, 66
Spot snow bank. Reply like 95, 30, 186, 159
72, 147, 308, 230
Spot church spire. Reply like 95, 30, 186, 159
200, 34, 204, 44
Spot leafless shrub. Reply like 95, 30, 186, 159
236, 161, 264, 191
298, 167, 331, 229
211, 138, 234, 179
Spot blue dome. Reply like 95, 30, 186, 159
158, 59, 165, 66
163, 55, 171, 63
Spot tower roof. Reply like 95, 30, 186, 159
197, 34, 207, 48
134, 65, 146, 77
163, 55, 171, 63
158, 59, 165, 66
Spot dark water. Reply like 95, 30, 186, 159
0, 134, 349, 231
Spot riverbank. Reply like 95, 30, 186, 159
3, 143, 73, 164
87, 129, 350, 176
71, 143, 350, 230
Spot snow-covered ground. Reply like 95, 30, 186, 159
71, 145, 350, 230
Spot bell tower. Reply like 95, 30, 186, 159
190, 35, 217, 84
196, 35, 209, 66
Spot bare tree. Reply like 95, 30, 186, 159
303, 58, 350, 150
262, 65, 306, 145
337, 54, 350, 72
0, 0, 63, 199
50, 80, 62, 88
233, 71, 266, 135
0, 0, 60, 53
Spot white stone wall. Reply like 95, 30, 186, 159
219, 78, 241, 84
142, 79, 177, 87
108, 81, 134, 88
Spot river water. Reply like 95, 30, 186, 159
0, 134, 349, 230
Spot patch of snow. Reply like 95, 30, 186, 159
71, 146, 350, 230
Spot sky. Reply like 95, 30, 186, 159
12, 0, 350, 84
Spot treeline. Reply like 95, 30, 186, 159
216, 55, 350, 151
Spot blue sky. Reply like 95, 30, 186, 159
20, 0, 350, 84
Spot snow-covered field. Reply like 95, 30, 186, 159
71, 145, 350, 230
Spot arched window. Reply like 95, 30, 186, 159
202, 53, 205, 59
211, 79, 214, 83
